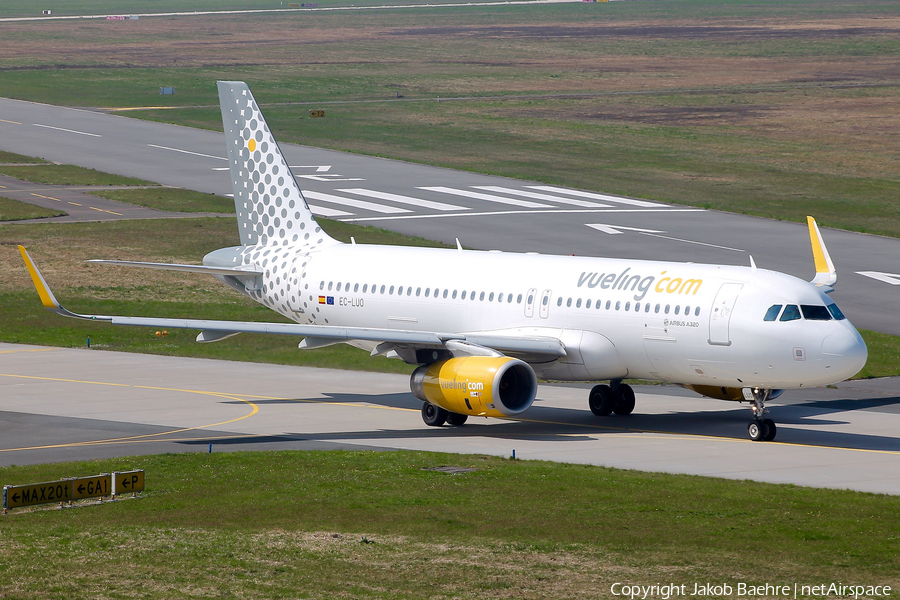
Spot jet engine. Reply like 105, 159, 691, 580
410, 356, 537, 418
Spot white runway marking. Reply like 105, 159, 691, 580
640, 232, 744, 252
419, 186, 551, 208
303, 190, 410, 214
586, 223, 663, 235
148, 144, 226, 161
857, 271, 900, 285
341, 207, 706, 222
33, 123, 101, 138
338, 188, 468, 211
306, 203, 354, 218
528, 186, 663, 208
473, 186, 611, 208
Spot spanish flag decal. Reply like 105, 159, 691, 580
318, 296, 326, 304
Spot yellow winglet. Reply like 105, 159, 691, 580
18, 246, 61, 310
806, 217, 837, 288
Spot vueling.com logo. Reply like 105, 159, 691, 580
576, 268, 702, 301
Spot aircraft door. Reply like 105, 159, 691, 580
708, 283, 743, 346
524, 288, 537, 318
539, 289, 552, 319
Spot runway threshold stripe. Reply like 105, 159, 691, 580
419, 186, 551, 209
338, 188, 467, 211
303, 190, 410, 214
307, 203, 354, 217
472, 186, 611, 208
527, 185, 663, 208
33, 123, 101, 138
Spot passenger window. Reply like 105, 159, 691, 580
780, 304, 801, 321
674, 305, 680, 315
328, 282, 333, 291
625, 302, 631, 311
407, 287, 413, 296
526, 294, 533, 304
461, 290, 467, 300
354, 283, 359, 292
801, 305, 832, 321
452, 290, 457, 299
363, 284, 368, 293
664, 305, 670, 314
319, 281, 325, 290
508, 294, 513, 303
434, 288, 440, 298
694, 307, 700, 317
557, 297, 563, 307
586, 299, 592, 309
645, 303, 650, 313
389, 285, 394, 295
635, 303, 640, 312
567, 298, 572, 307
518, 294, 524, 304
828, 303, 846, 320
336, 282, 342, 292
606, 300, 611, 310
443, 289, 449, 299
615, 301, 621, 311
655, 304, 660, 313
497, 292, 503, 302
543, 295, 549, 305
575, 298, 581, 308
764, 305, 782, 321
480, 292, 485, 301
489, 292, 495, 302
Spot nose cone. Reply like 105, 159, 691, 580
822, 326, 868, 380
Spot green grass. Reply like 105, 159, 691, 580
0, 451, 898, 598
855, 329, 900, 379
0, 150, 47, 164
0, 196, 66, 221
89, 187, 235, 213
0, 164, 155, 186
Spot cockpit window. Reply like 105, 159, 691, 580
801, 305, 832, 321
763, 305, 782, 321
827, 303, 846, 320
780, 304, 801, 322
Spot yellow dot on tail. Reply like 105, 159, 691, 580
248, 139, 256, 152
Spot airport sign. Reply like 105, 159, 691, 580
72, 474, 111, 500
3, 480, 73, 509
112, 470, 144, 496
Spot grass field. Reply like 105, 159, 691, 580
0, 0, 898, 235
0, 164, 155, 186
0, 195, 65, 221
0, 451, 897, 598
89, 187, 236, 213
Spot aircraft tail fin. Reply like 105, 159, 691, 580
217, 81, 338, 249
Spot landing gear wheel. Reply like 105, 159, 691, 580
446, 412, 469, 426
748, 420, 765, 442
762, 418, 777, 441
421, 402, 448, 427
613, 384, 635, 415
589, 384, 617, 416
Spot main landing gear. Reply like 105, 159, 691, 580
744, 387, 777, 442
588, 381, 635, 417
421, 402, 468, 427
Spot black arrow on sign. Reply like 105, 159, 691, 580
12, 492, 20, 502
77, 484, 86, 494
122, 478, 130, 489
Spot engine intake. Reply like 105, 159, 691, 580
410, 356, 537, 417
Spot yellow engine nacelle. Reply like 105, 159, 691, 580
410, 356, 537, 418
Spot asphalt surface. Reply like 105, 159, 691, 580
0, 97, 898, 336
0, 175, 230, 222
1, 343, 898, 494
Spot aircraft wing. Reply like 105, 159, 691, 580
20, 246, 566, 361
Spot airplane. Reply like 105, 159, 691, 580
19, 81, 867, 442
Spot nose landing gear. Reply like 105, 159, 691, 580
743, 388, 777, 441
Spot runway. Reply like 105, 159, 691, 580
1, 343, 898, 494
0, 97, 899, 335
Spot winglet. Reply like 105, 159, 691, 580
807, 216, 837, 288
18, 246, 62, 310
18, 246, 107, 320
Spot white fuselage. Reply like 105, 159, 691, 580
212, 242, 867, 390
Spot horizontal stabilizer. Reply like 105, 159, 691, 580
88, 260, 262, 278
